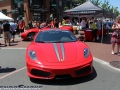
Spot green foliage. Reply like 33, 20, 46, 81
91, 0, 102, 5
101, 0, 111, 10
64, 7, 69, 10
73, 0, 87, 4
101, 0, 120, 16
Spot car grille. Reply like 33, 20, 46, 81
31, 69, 51, 77
54, 74, 72, 79
74, 66, 91, 75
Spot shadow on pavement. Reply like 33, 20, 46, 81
11, 40, 21, 43
30, 67, 97, 85
9, 44, 18, 46
0, 44, 6, 47
0, 67, 16, 73
0, 43, 18, 47
22, 40, 32, 42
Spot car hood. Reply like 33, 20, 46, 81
38, 42, 77, 63
27, 41, 93, 66
32, 42, 88, 64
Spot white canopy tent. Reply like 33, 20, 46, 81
0, 12, 13, 21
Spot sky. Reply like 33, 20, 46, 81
101, 0, 120, 11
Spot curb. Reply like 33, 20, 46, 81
93, 57, 120, 72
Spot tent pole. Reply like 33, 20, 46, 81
101, 9, 104, 44
101, 16, 104, 43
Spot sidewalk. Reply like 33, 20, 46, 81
85, 35, 120, 63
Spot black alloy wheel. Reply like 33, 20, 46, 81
28, 32, 35, 41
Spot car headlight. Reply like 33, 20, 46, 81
84, 48, 89, 58
28, 50, 37, 60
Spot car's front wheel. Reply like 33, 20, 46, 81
27, 32, 35, 41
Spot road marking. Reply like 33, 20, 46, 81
0, 67, 26, 80
0, 48, 27, 49
93, 57, 120, 72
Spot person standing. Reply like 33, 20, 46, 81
81, 18, 87, 29
9, 20, 16, 42
28, 20, 33, 29
19, 20, 25, 35
2, 21, 11, 46
96, 19, 101, 40
91, 20, 98, 41
111, 15, 120, 55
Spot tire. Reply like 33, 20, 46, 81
27, 32, 35, 41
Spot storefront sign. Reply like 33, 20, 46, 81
14, 0, 23, 4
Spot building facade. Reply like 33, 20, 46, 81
0, 0, 72, 28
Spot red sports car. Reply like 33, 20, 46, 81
20, 28, 40, 41
21, 25, 73, 41
26, 29, 93, 79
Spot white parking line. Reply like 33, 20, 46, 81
0, 67, 26, 80
0, 48, 27, 49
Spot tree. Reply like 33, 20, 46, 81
101, 0, 111, 11
101, 0, 120, 16
73, 0, 87, 4
113, 7, 120, 16
64, 7, 69, 10
91, 0, 102, 6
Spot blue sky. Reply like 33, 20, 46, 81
101, 0, 120, 11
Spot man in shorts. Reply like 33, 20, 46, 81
2, 21, 11, 46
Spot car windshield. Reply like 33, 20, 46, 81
35, 30, 77, 43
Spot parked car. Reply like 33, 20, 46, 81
21, 25, 73, 41
26, 29, 93, 79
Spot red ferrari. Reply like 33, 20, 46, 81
21, 25, 73, 41
26, 29, 93, 79
20, 28, 40, 41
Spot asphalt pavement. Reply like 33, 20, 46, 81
0, 49, 120, 90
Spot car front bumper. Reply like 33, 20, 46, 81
26, 60, 93, 79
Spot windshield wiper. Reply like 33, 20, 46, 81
52, 41, 64, 43
35, 41, 46, 43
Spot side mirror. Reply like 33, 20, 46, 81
77, 36, 85, 41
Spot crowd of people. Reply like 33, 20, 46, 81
0, 18, 60, 46
0, 19, 25, 46
61, 17, 113, 41
0, 15, 120, 55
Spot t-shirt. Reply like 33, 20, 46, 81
19, 21, 24, 29
91, 23, 98, 30
3, 22, 10, 32
10, 22, 16, 31
81, 20, 86, 28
